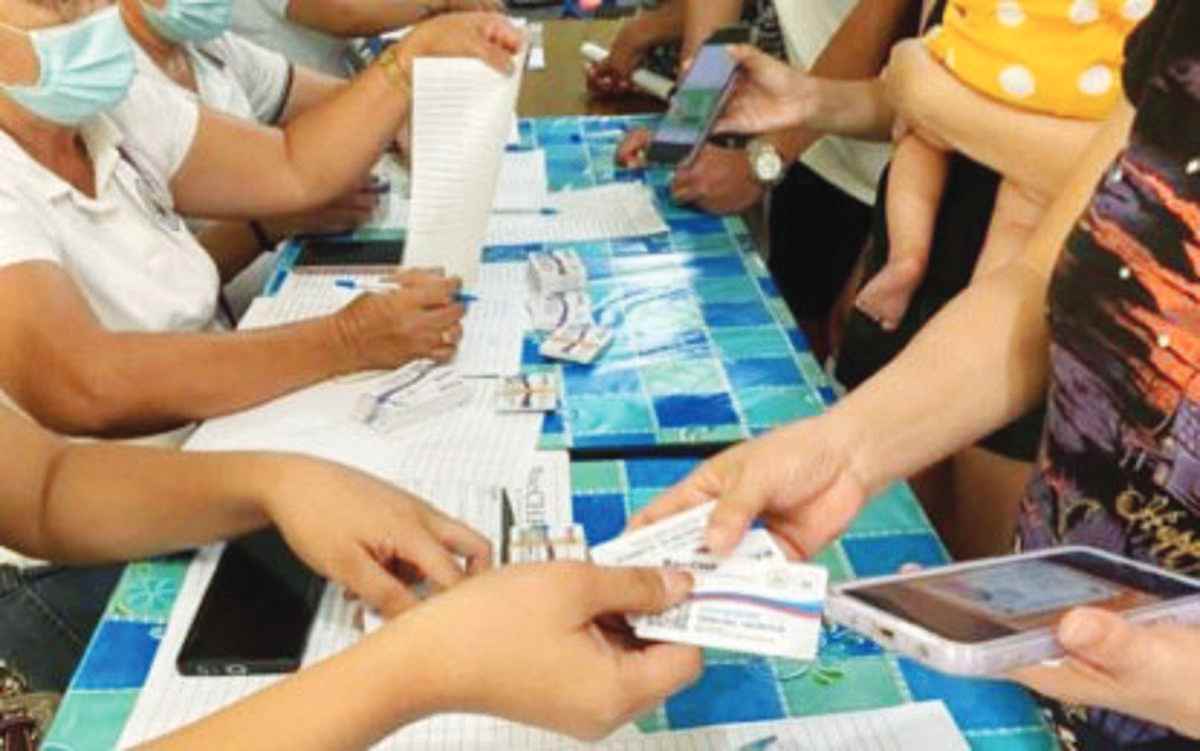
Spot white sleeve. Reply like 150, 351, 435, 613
108, 74, 201, 182
0, 185, 60, 269
216, 32, 292, 124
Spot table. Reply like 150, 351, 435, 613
518, 19, 667, 118
43, 458, 1059, 750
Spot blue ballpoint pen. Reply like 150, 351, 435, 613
334, 278, 478, 304
491, 207, 560, 216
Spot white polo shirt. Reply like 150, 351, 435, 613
0, 76, 217, 335
775, 0, 891, 206
132, 32, 292, 124
232, 0, 352, 78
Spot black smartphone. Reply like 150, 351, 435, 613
177, 530, 325, 676
646, 26, 752, 166
293, 238, 404, 271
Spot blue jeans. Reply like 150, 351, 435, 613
0, 564, 121, 692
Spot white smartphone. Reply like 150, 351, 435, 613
827, 546, 1200, 676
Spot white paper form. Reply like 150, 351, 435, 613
505, 451, 572, 526
486, 183, 669, 247
455, 297, 527, 376
405, 49, 528, 286
493, 149, 550, 211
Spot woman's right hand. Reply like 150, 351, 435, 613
587, 21, 653, 97
629, 414, 872, 559
615, 128, 653, 169
714, 45, 816, 136
331, 270, 466, 372
391, 11, 525, 81
388, 562, 703, 741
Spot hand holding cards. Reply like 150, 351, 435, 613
592, 502, 828, 660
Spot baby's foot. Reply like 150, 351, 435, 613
855, 258, 926, 331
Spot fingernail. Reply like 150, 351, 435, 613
1059, 610, 1102, 649
660, 568, 693, 602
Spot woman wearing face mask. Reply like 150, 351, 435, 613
120, 0, 381, 318
0, 5, 519, 442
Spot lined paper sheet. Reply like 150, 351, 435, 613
405, 49, 528, 285
493, 149, 549, 211
456, 298, 526, 376
486, 183, 669, 247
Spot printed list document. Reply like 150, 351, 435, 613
405, 50, 528, 286
493, 149, 550, 211
486, 183, 669, 247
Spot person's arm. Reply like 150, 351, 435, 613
0, 264, 463, 437
587, 0, 685, 95
285, 0, 502, 39
635, 101, 1135, 557
0, 404, 491, 614
143, 563, 700, 750
883, 39, 1103, 201
277, 65, 349, 123
169, 13, 521, 219
679, 0, 742, 63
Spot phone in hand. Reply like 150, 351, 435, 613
177, 530, 325, 676
645, 26, 751, 167
827, 546, 1200, 676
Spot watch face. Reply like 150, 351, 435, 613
756, 150, 783, 182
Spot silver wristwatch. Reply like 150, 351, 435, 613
747, 137, 786, 187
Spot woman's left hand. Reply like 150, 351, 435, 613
1010, 607, 1200, 739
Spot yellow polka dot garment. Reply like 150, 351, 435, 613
924, 0, 1155, 120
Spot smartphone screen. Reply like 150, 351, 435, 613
294, 239, 405, 268
177, 530, 325, 676
842, 550, 1200, 643
647, 43, 741, 165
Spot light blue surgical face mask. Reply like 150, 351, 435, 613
141, 0, 232, 44
0, 8, 136, 126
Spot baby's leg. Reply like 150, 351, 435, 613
857, 135, 950, 331
971, 179, 1046, 282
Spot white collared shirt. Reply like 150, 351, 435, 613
231, 0, 352, 78
0, 75, 217, 334
132, 32, 292, 125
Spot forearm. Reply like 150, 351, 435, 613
632, 0, 686, 51
31, 447, 284, 563
279, 67, 351, 124
681, 0, 741, 61
195, 221, 269, 282
143, 625, 436, 751
40, 319, 354, 437
804, 77, 895, 142
770, 0, 918, 159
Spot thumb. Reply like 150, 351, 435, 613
725, 44, 764, 74
1058, 607, 1146, 677
586, 567, 693, 618
405, 280, 457, 308
347, 549, 420, 618
704, 464, 763, 555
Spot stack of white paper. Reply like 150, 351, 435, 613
486, 183, 668, 247
405, 48, 528, 285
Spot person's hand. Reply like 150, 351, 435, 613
587, 21, 653, 97
881, 39, 953, 151
392, 11, 525, 80
391, 563, 703, 740
713, 45, 815, 136
616, 128, 653, 168
262, 183, 379, 238
671, 144, 766, 214
629, 416, 870, 558
264, 457, 493, 617
1011, 608, 1200, 739
331, 269, 466, 371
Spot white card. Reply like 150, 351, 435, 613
528, 249, 587, 294
496, 373, 560, 413
527, 291, 593, 332
506, 522, 589, 564
634, 559, 827, 660
538, 323, 613, 364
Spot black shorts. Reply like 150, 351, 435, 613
768, 163, 872, 321
834, 155, 1046, 462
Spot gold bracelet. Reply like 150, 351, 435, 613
377, 46, 411, 98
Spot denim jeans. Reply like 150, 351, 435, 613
0, 564, 122, 692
